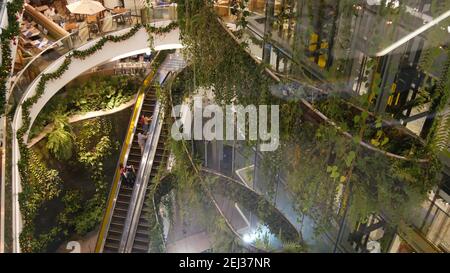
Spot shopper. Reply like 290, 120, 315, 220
120, 163, 137, 187
139, 114, 146, 126
142, 115, 152, 133
125, 165, 136, 186
137, 132, 148, 154
119, 163, 130, 186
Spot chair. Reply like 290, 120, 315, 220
19, 36, 34, 49
88, 23, 100, 37
101, 12, 114, 33
70, 28, 82, 45
78, 22, 89, 42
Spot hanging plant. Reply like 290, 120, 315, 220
0, 0, 24, 114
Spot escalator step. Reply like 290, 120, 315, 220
134, 233, 149, 243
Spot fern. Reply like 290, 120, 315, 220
46, 115, 74, 161
431, 107, 450, 153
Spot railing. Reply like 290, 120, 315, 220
8, 5, 177, 107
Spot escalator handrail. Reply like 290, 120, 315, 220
95, 53, 161, 252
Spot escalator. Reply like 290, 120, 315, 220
102, 87, 158, 253
130, 123, 169, 252
96, 51, 186, 253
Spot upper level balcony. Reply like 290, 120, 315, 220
8, 1, 177, 105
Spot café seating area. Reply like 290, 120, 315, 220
15, 0, 133, 71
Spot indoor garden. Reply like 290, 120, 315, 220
0, 0, 448, 256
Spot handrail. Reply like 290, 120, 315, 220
120, 71, 173, 253
94, 54, 160, 252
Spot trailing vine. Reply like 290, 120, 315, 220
0, 0, 24, 114
19, 150, 63, 252
145, 21, 179, 49
177, 1, 272, 106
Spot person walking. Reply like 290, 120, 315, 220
137, 132, 148, 154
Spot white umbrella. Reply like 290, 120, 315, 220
66, 0, 106, 16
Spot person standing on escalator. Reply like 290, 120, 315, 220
120, 163, 136, 188
137, 132, 148, 154
126, 165, 136, 186
139, 114, 152, 133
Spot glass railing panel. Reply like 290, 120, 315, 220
9, 34, 74, 105
148, 4, 177, 22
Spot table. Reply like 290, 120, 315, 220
112, 7, 129, 14
64, 22, 78, 32
86, 15, 98, 24
112, 7, 130, 24
34, 38, 53, 50
22, 27, 41, 39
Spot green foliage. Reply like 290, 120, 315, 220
145, 22, 179, 49
31, 75, 141, 138
284, 120, 439, 232
46, 115, 74, 161
19, 151, 62, 252
177, 2, 272, 106
0, 0, 24, 114
21, 118, 118, 252
315, 96, 427, 157
281, 241, 307, 253
75, 118, 118, 219
425, 47, 450, 151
